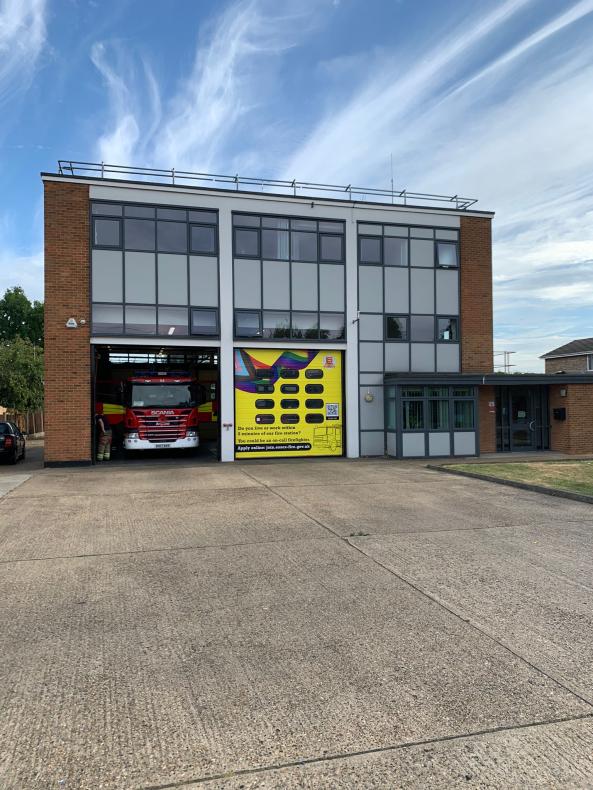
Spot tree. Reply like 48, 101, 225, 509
0, 287, 44, 346
0, 338, 44, 413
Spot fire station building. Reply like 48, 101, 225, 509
43, 164, 593, 465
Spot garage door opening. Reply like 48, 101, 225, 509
93, 345, 219, 464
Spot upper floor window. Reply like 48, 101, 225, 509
233, 213, 345, 263
358, 223, 459, 268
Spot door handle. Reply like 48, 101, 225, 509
528, 420, 536, 432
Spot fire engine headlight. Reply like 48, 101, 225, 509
127, 431, 139, 440
187, 430, 197, 437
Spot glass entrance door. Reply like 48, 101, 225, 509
495, 386, 550, 452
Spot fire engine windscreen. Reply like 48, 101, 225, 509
131, 384, 197, 408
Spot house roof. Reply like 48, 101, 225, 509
541, 338, 593, 359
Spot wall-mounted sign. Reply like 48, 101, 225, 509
234, 348, 343, 458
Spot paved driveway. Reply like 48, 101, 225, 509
1, 458, 593, 788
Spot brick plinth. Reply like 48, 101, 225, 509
44, 182, 92, 464
460, 216, 493, 374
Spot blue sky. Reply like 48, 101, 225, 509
1, 0, 592, 370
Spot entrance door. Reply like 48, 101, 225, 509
510, 388, 535, 449
495, 386, 549, 452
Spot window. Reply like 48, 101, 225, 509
386, 315, 408, 341
588, 354, 593, 371
292, 312, 318, 339
233, 214, 260, 227
410, 239, 434, 267
92, 304, 123, 334
125, 305, 156, 335
262, 311, 290, 339
454, 400, 474, 429
320, 235, 343, 261
437, 317, 459, 342
234, 228, 259, 257
385, 385, 396, 431
437, 242, 459, 268
189, 210, 217, 223
410, 315, 434, 342
291, 219, 316, 231
93, 218, 120, 247
125, 219, 155, 251
190, 225, 216, 254
452, 386, 474, 397
92, 203, 123, 216
319, 313, 345, 340
262, 216, 289, 229
157, 208, 186, 220
158, 307, 188, 336
384, 237, 407, 266
262, 229, 289, 260
402, 400, 424, 430
125, 205, 155, 218
157, 221, 187, 253
429, 399, 449, 430
291, 231, 317, 261
359, 236, 381, 264
235, 311, 261, 337
191, 308, 218, 336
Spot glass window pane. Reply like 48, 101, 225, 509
318, 221, 343, 233
234, 228, 259, 257
359, 236, 381, 264
410, 239, 434, 267
291, 231, 317, 261
157, 208, 186, 220
233, 214, 260, 227
262, 229, 289, 260
384, 237, 408, 266
403, 400, 424, 430
189, 256, 218, 307
410, 227, 434, 238
92, 304, 123, 334
437, 242, 459, 268
235, 311, 261, 337
291, 312, 318, 339
386, 394, 396, 431
190, 225, 216, 254
157, 221, 187, 253
385, 315, 408, 340
125, 219, 155, 251
262, 311, 290, 338
125, 305, 156, 335
191, 308, 218, 336
188, 210, 217, 223
430, 400, 450, 430
320, 235, 343, 261
401, 387, 423, 397
124, 205, 154, 218
428, 386, 449, 397
291, 219, 316, 231
454, 400, 475, 429
93, 218, 120, 247
92, 203, 123, 216
261, 216, 289, 229
358, 223, 382, 235
452, 386, 474, 397
384, 225, 408, 237
158, 307, 188, 336
319, 313, 345, 340
410, 315, 434, 341
125, 252, 155, 303
437, 317, 458, 341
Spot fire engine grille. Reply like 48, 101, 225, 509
137, 411, 191, 442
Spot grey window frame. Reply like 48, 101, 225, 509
234, 309, 262, 338
190, 223, 218, 255
436, 240, 460, 268
436, 315, 459, 343
385, 314, 408, 342
190, 307, 219, 337
92, 217, 122, 249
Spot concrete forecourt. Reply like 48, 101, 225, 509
1, 457, 593, 788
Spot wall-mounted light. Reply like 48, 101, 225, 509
364, 390, 375, 403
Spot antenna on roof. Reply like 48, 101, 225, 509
390, 153, 394, 204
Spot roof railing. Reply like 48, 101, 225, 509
56, 160, 479, 210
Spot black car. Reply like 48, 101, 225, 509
0, 422, 26, 464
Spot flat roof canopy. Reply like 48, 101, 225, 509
384, 372, 593, 386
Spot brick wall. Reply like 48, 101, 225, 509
549, 384, 593, 455
545, 356, 591, 374
459, 216, 493, 374
478, 385, 496, 453
44, 181, 92, 464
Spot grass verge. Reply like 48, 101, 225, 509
447, 461, 593, 497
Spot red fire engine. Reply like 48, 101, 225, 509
123, 372, 201, 452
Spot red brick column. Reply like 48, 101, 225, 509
44, 181, 92, 464
460, 216, 493, 374
549, 384, 593, 454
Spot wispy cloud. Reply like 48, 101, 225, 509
90, 0, 328, 172
0, 0, 46, 107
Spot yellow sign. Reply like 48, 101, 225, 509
234, 349, 343, 458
